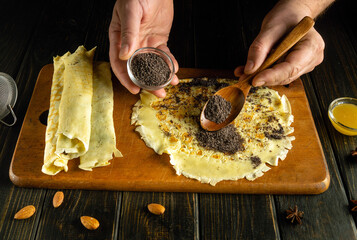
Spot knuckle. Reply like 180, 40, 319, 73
121, 31, 132, 40
269, 71, 281, 85
249, 39, 267, 54
290, 66, 300, 78
121, 31, 137, 43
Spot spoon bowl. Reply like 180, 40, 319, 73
200, 16, 315, 131
200, 79, 249, 131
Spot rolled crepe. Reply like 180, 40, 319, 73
42, 46, 122, 175
42, 53, 70, 175
43, 46, 95, 175
55, 46, 95, 159
79, 62, 122, 170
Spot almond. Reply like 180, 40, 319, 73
52, 191, 64, 208
80, 216, 100, 230
14, 205, 36, 219
147, 203, 165, 215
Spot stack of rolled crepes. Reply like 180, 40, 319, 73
42, 46, 122, 175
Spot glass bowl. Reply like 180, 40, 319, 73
328, 97, 357, 136
127, 47, 175, 91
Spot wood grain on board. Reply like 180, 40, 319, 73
10, 65, 330, 194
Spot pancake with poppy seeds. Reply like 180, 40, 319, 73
131, 78, 294, 185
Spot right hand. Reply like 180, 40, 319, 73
109, 0, 179, 98
234, 0, 325, 87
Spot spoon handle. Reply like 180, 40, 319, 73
237, 16, 315, 86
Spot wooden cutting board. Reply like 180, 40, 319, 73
10, 64, 330, 194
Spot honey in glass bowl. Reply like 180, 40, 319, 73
328, 97, 357, 136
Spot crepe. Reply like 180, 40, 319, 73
79, 62, 122, 170
42, 53, 70, 175
54, 46, 95, 160
131, 78, 295, 185
42, 46, 121, 175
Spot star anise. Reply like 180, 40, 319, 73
286, 205, 304, 225
350, 200, 357, 211
351, 148, 357, 160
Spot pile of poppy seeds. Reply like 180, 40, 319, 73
178, 78, 242, 155
204, 95, 232, 124
130, 52, 171, 87
195, 124, 245, 154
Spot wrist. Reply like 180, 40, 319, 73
278, 0, 334, 18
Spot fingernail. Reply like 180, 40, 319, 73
244, 60, 254, 73
119, 44, 129, 59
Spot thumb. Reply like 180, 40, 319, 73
119, 5, 142, 60
245, 25, 286, 75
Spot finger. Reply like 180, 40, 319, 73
149, 88, 167, 98
157, 44, 179, 86
252, 31, 324, 86
109, 32, 140, 94
113, 59, 141, 94
119, 2, 142, 60
245, 25, 287, 75
252, 57, 312, 87
171, 74, 179, 86
251, 62, 298, 86
234, 66, 245, 77
148, 73, 178, 99
157, 44, 179, 74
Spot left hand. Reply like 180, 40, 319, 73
109, 0, 179, 98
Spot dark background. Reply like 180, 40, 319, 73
0, 0, 356, 239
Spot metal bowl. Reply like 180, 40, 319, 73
0, 72, 17, 126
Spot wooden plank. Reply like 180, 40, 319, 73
334, 0, 357, 48
1, 0, 355, 239
310, 0, 357, 199
274, 1, 357, 237
0, 0, 44, 181
192, 0, 247, 69
0, 189, 45, 240
194, 1, 279, 239
219, 0, 357, 238
35, 189, 121, 240
118, 2, 198, 240
0, 1, 45, 238
230, 0, 356, 238
275, 1, 357, 238
33, 1, 120, 240
275, 75, 357, 239
0, 1, 43, 76
119, 192, 197, 239
199, 194, 279, 239
84, 0, 115, 62
0, 0, 97, 239
170, 0, 195, 68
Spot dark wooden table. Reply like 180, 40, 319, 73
1, 0, 356, 239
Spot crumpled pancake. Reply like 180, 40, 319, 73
131, 78, 294, 186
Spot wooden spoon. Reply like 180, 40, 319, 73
200, 16, 315, 131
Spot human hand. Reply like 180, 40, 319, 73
234, 1, 325, 86
109, 0, 179, 98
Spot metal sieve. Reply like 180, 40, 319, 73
0, 72, 17, 126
